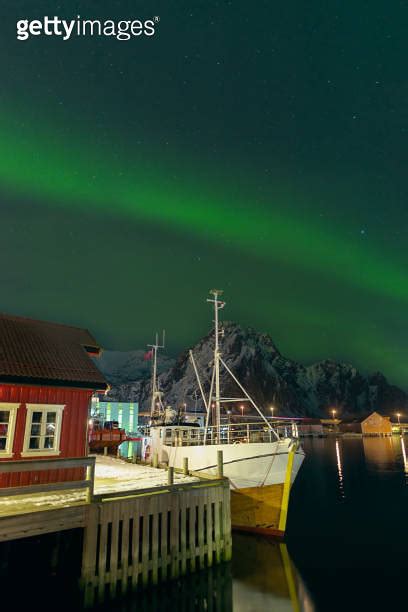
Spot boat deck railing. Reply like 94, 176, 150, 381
159, 420, 299, 447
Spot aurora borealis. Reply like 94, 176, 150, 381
2, 1, 408, 384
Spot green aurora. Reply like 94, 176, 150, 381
1, 109, 407, 384
2, 0, 408, 387
1, 114, 407, 301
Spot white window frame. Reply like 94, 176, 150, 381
0, 403, 20, 459
21, 404, 65, 458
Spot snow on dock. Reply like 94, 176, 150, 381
0, 456, 199, 517
93, 455, 199, 494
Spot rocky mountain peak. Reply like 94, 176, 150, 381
101, 323, 408, 418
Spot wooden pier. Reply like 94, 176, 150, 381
0, 455, 232, 607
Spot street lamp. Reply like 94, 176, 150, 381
397, 412, 401, 433
270, 405, 275, 419
331, 409, 337, 433
240, 404, 244, 418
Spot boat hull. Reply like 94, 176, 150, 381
158, 436, 304, 536
231, 483, 286, 537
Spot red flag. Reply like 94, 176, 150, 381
144, 350, 153, 361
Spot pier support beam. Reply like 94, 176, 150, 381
217, 450, 224, 477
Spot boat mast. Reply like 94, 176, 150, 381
188, 289, 278, 441
148, 331, 165, 419
207, 289, 224, 438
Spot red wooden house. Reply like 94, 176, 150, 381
0, 313, 108, 488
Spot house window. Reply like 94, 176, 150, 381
21, 404, 65, 457
0, 403, 20, 458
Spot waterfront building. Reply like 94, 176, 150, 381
92, 398, 139, 432
390, 415, 408, 434
0, 313, 108, 487
92, 398, 140, 458
339, 411, 392, 436
297, 418, 324, 437
321, 417, 341, 432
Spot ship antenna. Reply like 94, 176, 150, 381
148, 330, 165, 420
207, 289, 225, 439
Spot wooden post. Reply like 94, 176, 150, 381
183, 457, 189, 475
217, 450, 223, 478
81, 504, 99, 605
153, 452, 159, 468
222, 481, 232, 561
86, 458, 95, 503
104, 447, 108, 456
168, 466, 174, 485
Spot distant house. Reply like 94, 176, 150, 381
320, 418, 341, 432
0, 313, 108, 488
298, 418, 324, 437
339, 411, 392, 436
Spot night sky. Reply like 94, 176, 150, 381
1, 1, 408, 384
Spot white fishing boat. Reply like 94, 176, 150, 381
146, 290, 305, 537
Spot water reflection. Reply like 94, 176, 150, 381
232, 533, 315, 611
82, 534, 314, 611
92, 564, 233, 611
399, 436, 408, 483
335, 439, 345, 500
362, 436, 396, 471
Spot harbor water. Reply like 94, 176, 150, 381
2, 435, 407, 611
285, 434, 408, 611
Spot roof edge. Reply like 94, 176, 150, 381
0, 375, 108, 391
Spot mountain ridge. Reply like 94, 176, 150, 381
97, 322, 408, 417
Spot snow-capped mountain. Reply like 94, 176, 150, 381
94, 349, 174, 386
99, 323, 408, 417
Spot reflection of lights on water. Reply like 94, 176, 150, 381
400, 437, 408, 482
335, 439, 345, 499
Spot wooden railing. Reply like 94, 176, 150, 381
154, 420, 299, 447
81, 475, 232, 604
0, 456, 95, 502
